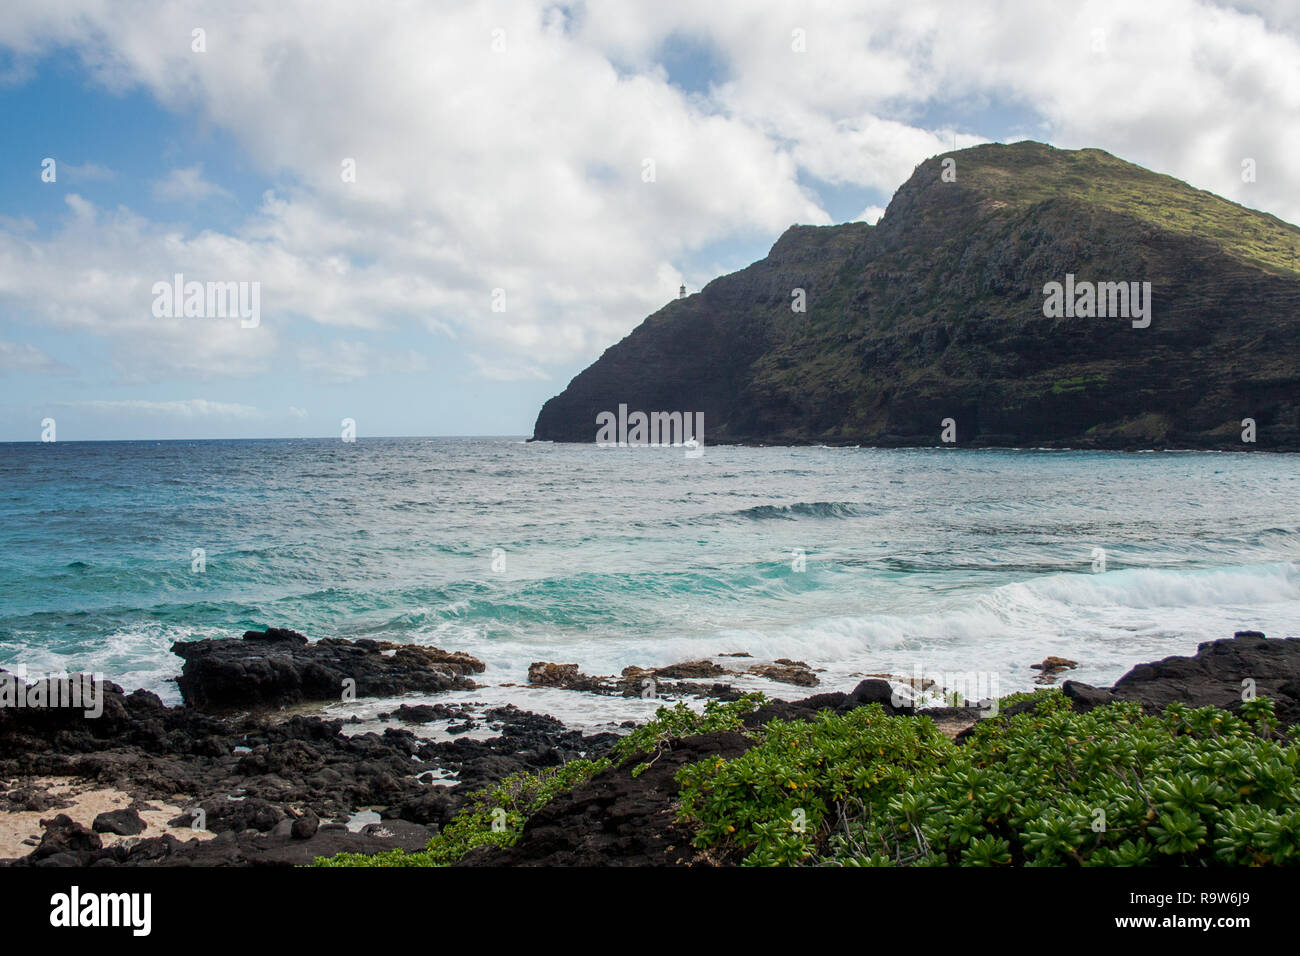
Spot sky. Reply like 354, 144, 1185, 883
1, 0, 1298, 441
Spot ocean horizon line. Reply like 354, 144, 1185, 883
0, 433, 531, 446
1, 435, 1294, 455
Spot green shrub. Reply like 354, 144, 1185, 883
827, 694, 1300, 866
611, 694, 764, 777
676, 703, 955, 865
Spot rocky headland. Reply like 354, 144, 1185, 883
534, 142, 1300, 450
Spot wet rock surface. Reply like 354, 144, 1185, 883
527, 655, 817, 697
1030, 655, 1079, 684
527, 662, 609, 694
528, 660, 742, 699
0, 654, 614, 866
745, 659, 819, 687
173, 628, 485, 711
27, 811, 437, 867
1061, 631, 1300, 726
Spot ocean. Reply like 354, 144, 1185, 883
2, 437, 1297, 731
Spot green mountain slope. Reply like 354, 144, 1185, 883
533, 142, 1300, 449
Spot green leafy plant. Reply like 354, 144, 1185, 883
611, 694, 764, 777
827, 695, 1300, 867
675, 703, 955, 865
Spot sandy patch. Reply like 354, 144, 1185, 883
0, 776, 215, 860
930, 714, 979, 739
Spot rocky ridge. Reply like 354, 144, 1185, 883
534, 142, 1300, 449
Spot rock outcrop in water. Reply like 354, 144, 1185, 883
534, 142, 1300, 449
1061, 630, 1300, 726
172, 628, 485, 711
525, 656, 818, 696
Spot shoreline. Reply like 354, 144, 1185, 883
2, 628, 1297, 866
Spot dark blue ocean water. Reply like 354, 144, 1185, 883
2, 438, 1297, 720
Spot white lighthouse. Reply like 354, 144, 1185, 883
678, 284, 686, 299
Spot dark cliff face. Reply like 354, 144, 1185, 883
533, 142, 1300, 449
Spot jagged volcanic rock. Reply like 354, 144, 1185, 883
1063, 630, 1300, 725
171, 627, 485, 711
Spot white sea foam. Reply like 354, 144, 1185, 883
8, 562, 1296, 727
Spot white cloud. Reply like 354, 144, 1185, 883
297, 340, 429, 384
0, 194, 280, 381
854, 205, 887, 225
152, 164, 230, 202
0, 340, 71, 374
0, 0, 1297, 389
575, 0, 1300, 225
469, 354, 550, 382
0, 1, 832, 382
59, 399, 261, 419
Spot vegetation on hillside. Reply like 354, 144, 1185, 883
957, 143, 1300, 279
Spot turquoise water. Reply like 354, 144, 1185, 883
1, 438, 1298, 715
